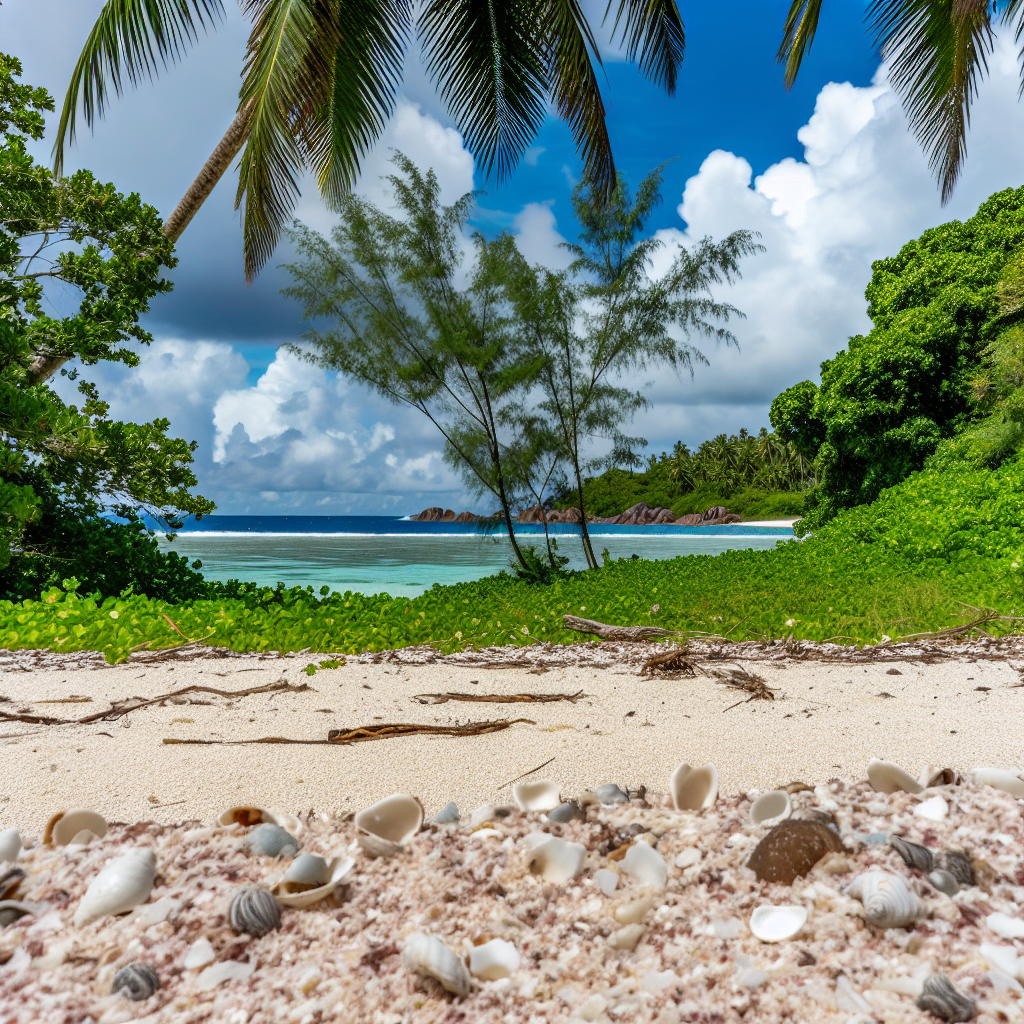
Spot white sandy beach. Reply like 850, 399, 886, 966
1, 641, 1020, 834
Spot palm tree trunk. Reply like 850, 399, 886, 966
26, 102, 253, 386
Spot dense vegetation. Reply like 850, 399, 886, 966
0, 54, 211, 604
772, 185, 1024, 531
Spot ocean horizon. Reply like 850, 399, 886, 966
158, 515, 795, 598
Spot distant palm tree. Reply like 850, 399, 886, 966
777, 0, 1023, 205
52, 0, 685, 288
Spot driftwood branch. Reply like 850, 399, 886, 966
563, 615, 686, 642
411, 690, 586, 705
163, 718, 536, 746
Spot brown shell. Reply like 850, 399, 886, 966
747, 819, 846, 885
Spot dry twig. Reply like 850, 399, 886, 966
716, 667, 778, 711
563, 615, 687, 642
411, 689, 586, 705
640, 648, 703, 677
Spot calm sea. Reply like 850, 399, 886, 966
158, 515, 795, 598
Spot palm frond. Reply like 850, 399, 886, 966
543, 0, 614, 199
604, 0, 685, 94
868, 0, 994, 204
776, 0, 824, 90
53, 0, 224, 175
236, 0, 325, 280
301, 1, 412, 208
418, 0, 548, 182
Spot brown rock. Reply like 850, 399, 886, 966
674, 514, 703, 526
703, 506, 729, 521
454, 511, 479, 522
410, 507, 444, 521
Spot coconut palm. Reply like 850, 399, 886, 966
778, 0, 1023, 205
52, 0, 686, 287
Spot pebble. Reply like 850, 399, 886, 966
608, 924, 644, 951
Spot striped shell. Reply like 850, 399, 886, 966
402, 932, 471, 997
228, 886, 281, 937
889, 835, 934, 873
916, 973, 976, 1022
845, 870, 926, 929
112, 962, 160, 1001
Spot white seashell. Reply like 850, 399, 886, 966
469, 938, 520, 980
986, 912, 1024, 940
469, 804, 497, 827
402, 932, 471, 996
979, 942, 1022, 980
867, 759, 924, 795
593, 868, 618, 896
273, 853, 354, 908
74, 848, 155, 926
608, 923, 644, 950
0, 828, 22, 862
914, 795, 948, 821
135, 895, 181, 926
45, 809, 108, 847
670, 762, 719, 811
675, 847, 701, 869
354, 794, 423, 858
614, 895, 656, 925
526, 834, 586, 883
749, 904, 808, 942
68, 829, 102, 847
750, 790, 791, 826
216, 806, 302, 835
620, 842, 667, 889
844, 870, 926, 929
641, 970, 679, 993
918, 766, 960, 788
512, 779, 561, 813
835, 974, 874, 1014
195, 960, 255, 991
970, 767, 1024, 798
184, 938, 217, 969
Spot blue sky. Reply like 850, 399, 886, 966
5, 2, 1023, 514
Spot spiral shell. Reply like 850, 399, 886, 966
936, 850, 975, 888
228, 885, 281, 937
74, 848, 155, 926
889, 835, 934, 873
401, 932, 471, 997
844, 870, 926, 928
915, 973, 976, 1022
112, 962, 160, 1001
244, 823, 300, 858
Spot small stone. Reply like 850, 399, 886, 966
613, 896, 656, 925
547, 801, 586, 823
608, 924, 645, 950
183, 938, 216, 969
674, 848, 701, 869
432, 802, 460, 825
593, 784, 628, 805
575, 994, 607, 1021
593, 868, 619, 896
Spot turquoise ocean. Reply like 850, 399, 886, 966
159, 516, 795, 598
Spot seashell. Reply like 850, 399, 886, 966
867, 759, 924, 795
44, 809, 108, 847
750, 790, 791, 827
469, 938, 520, 980
749, 904, 808, 943
0, 828, 22, 863
183, 937, 216, 968
513, 779, 561, 813
747, 819, 846, 885
889, 835, 934, 873
844, 870, 926, 928
112, 962, 160, 1001
936, 850, 975, 888
67, 829, 101, 847
593, 868, 619, 896
670, 762, 719, 812
928, 870, 960, 896
216, 806, 302, 835
432, 802, 460, 825
547, 800, 586, 823
401, 932, 471, 997
979, 941, 1022, 979
354, 794, 423, 858
919, 766, 960, 788
591, 784, 628, 805
915, 795, 948, 821
608, 923, 644, 950
272, 853, 354, 908
614, 895, 656, 925
526, 834, 586, 883
986, 912, 1024, 940
916, 973, 976, 1022
969, 767, 1024, 798
244, 823, 300, 858
675, 847, 701, 869
74, 848, 155, 926
0, 867, 24, 900
0, 900, 36, 926
228, 885, 281, 937
620, 842, 667, 889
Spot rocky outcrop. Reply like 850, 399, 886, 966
514, 500, 742, 526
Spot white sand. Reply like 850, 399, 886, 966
1, 644, 1020, 834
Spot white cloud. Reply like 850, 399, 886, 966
513, 201, 573, 269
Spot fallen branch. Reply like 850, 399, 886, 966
0, 680, 307, 727
563, 615, 687, 642
162, 718, 535, 746
411, 690, 586, 705
716, 667, 778, 711
640, 649, 703, 677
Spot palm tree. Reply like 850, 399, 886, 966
49, 1, 684, 324
778, 0, 1023, 205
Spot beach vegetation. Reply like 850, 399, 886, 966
0, 54, 211, 603
56, 0, 686, 279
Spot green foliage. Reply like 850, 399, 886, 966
784, 185, 1024, 530
0, 53, 211, 599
